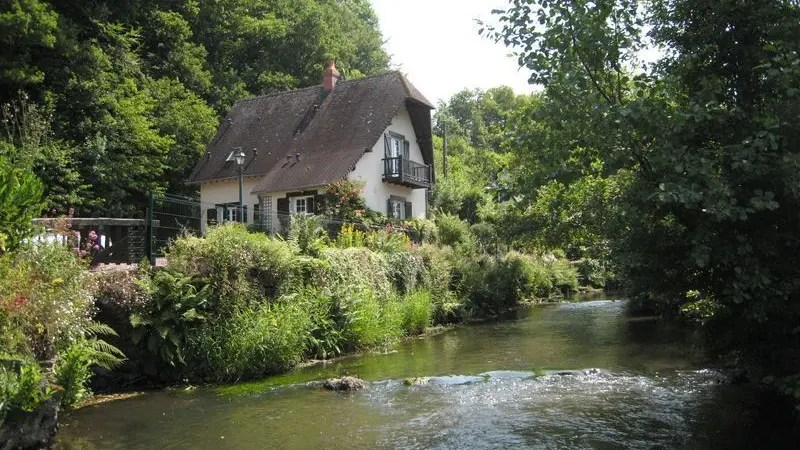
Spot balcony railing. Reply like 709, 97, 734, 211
383, 156, 431, 188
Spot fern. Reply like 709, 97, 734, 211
84, 321, 125, 370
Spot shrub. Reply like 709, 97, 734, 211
319, 179, 367, 221
0, 156, 45, 253
500, 251, 553, 300
411, 244, 463, 323
321, 247, 392, 299
471, 222, 500, 253
190, 298, 313, 381
454, 251, 562, 317
403, 218, 438, 243
412, 244, 455, 296
435, 213, 470, 248
400, 290, 434, 335
576, 258, 610, 288
300, 288, 344, 360
167, 224, 300, 311
288, 213, 327, 256
0, 356, 52, 425
365, 227, 409, 253
548, 258, 579, 293
0, 243, 93, 360
91, 268, 151, 312
384, 252, 424, 295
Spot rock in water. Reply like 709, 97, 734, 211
403, 377, 431, 386
323, 376, 365, 391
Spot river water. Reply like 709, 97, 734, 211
55, 300, 796, 449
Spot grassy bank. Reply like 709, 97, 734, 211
2, 219, 578, 427
95, 222, 577, 385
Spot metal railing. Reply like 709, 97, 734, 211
383, 156, 431, 187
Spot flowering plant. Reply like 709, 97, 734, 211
320, 180, 367, 221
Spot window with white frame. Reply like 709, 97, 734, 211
388, 196, 404, 220
292, 195, 314, 214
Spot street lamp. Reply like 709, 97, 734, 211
234, 147, 246, 223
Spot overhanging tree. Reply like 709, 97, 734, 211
489, 0, 800, 381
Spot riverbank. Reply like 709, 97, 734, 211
90, 224, 579, 389
57, 300, 800, 450
2, 220, 583, 446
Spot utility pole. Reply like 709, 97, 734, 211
442, 118, 448, 178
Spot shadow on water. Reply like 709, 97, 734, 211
55, 300, 800, 449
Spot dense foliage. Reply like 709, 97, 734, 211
88, 223, 576, 384
486, 0, 800, 391
0, 242, 123, 426
0, 155, 44, 252
0, 0, 390, 216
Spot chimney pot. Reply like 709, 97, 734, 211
295, 153, 301, 162
322, 60, 340, 92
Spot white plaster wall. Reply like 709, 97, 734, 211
199, 105, 430, 233
348, 106, 428, 218
199, 177, 261, 233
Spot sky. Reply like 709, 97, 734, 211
370, 0, 534, 105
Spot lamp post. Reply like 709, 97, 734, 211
234, 147, 246, 223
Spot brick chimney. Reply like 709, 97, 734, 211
322, 60, 340, 92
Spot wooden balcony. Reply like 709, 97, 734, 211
382, 156, 431, 189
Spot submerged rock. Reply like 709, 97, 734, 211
323, 376, 365, 391
428, 375, 485, 385
403, 377, 431, 386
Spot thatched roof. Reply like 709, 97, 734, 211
188, 72, 434, 194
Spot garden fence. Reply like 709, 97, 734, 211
146, 193, 212, 264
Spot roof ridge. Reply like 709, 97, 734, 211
235, 84, 322, 105
233, 71, 403, 106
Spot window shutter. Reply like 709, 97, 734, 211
277, 197, 289, 214
403, 140, 410, 159
387, 198, 393, 216
313, 194, 325, 214
384, 133, 391, 157
306, 196, 315, 215
404, 202, 412, 220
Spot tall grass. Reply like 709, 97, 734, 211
190, 298, 312, 382
337, 284, 403, 350
400, 290, 434, 335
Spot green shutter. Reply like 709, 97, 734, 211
387, 197, 393, 216
403, 140, 410, 159
384, 133, 391, 157
404, 202, 412, 219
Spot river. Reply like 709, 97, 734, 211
55, 300, 796, 449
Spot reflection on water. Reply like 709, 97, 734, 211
56, 301, 798, 449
